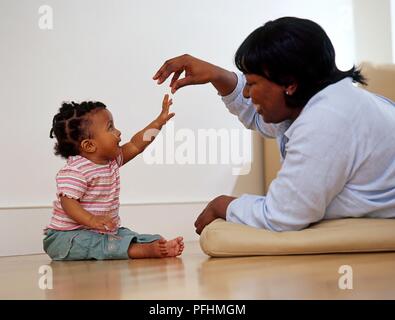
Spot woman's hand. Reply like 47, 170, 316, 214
194, 195, 236, 234
153, 54, 215, 93
153, 54, 237, 96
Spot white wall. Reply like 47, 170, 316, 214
353, 0, 393, 64
0, 0, 257, 207
392, 0, 395, 62
0, 0, 358, 256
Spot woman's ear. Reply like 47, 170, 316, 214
285, 83, 298, 96
80, 139, 96, 153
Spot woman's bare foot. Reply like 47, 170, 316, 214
128, 237, 184, 259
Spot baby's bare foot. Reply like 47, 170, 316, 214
128, 237, 184, 259
128, 240, 164, 258
160, 237, 184, 257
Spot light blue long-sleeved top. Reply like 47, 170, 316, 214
224, 73, 395, 231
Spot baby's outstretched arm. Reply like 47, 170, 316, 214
121, 94, 174, 165
60, 196, 117, 231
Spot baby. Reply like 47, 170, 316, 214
44, 95, 184, 260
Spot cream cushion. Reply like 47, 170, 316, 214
200, 218, 395, 257
360, 62, 395, 101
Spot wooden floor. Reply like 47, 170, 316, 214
1, 241, 395, 299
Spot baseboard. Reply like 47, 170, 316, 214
0, 202, 205, 257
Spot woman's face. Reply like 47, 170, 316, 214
243, 73, 301, 123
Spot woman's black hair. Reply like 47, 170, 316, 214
49, 101, 107, 159
235, 16, 367, 109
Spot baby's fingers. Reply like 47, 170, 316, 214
107, 216, 118, 226
162, 94, 173, 109
162, 94, 169, 106
100, 215, 116, 230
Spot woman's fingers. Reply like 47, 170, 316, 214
153, 63, 170, 82
194, 210, 205, 228
171, 76, 194, 94
170, 70, 183, 88
154, 54, 213, 93
194, 208, 210, 234
153, 56, 185, 84
194, 202, 220, 234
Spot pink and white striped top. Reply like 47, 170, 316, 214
47, 153, 123, 234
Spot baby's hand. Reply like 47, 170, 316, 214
88, 214, 117, 232
157, 94, 175, 125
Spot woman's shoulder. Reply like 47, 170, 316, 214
308, 77, 387, 110
299, 78, 369, 122
304, 77, 394, 125
285, 82, 356, 141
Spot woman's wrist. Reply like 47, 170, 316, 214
212, 195, 237, 219
211, 66, 238, 96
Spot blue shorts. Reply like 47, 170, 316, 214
43, 227, 162, 261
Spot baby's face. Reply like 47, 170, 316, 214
88, 109, 122, 160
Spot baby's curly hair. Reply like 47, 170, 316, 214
50, 101, 107, 159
